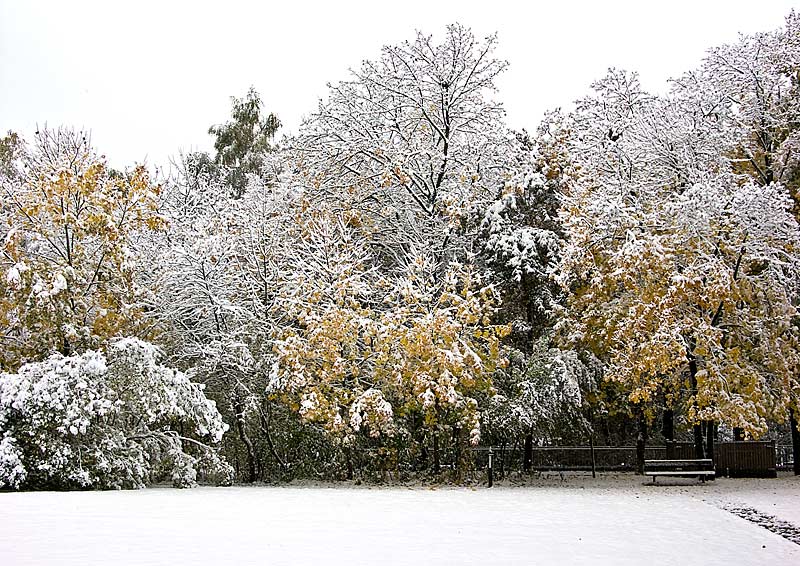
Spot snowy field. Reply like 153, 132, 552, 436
1, 474, 799, 565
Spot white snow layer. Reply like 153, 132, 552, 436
1, 476, 799, 565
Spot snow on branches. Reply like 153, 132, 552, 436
0, 128, 165, 370
5, 16, 800, 484
293, 24, 516, 271
671, 12, 800, 189
273, 210, 509, 446
557, 17, 800, 436
275, 26, 520, 454
485, 341, 599, 443
0, 337, 230, 490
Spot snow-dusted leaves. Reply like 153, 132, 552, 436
0, 337, 230, 489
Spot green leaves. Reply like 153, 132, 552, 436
208, 87, 281, 198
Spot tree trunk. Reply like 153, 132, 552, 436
693, 424, 704, 459
791, 409, 800, 476
688, 349, 705, 459
733, 427, 745, 441
636, 410, 647, 475
234, 397, 257, 483
453, 427, 462, 480
432, 433, 440, 475
259, 400, 287, 476
523, 433, 533, 473
662, 409, 674, 442
705, 420, 715, 468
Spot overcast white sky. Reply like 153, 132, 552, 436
1, 0, 798, 168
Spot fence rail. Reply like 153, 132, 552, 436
470, 441, 792, 477
716, 441, 777, 477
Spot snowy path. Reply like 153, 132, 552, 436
1, 480, 798, 565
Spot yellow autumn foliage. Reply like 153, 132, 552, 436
0, 130, 165, 369
559, 175, 800, 437
273, 213, 508, 445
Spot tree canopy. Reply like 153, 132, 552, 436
3, 14, 800, 487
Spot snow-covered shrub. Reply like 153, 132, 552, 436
169, 449, 198, 489
0, 337, 229, 490
484, 341, 599, 444
196, 449, 235, 486
0, 433, 26, 488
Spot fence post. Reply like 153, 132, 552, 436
791, 409, 800, 476
488, 447, 494, 488
636, 410, 647, 475
523, 434, 533, 473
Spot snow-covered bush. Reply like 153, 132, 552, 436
0, 337, 230, 490
484, 342, 599, 444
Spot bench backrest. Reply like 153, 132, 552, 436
644, 459, 714, 470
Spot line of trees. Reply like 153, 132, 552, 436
2, 14, 800, 488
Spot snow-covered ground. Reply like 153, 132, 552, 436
1, 474, 798, 565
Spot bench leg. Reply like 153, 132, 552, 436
652, 476, 656, 484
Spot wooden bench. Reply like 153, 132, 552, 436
644, 459, 715, 483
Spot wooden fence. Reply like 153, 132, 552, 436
472, 441, 782, 477
472, 445, 666, 473
716, 441, 777, 477
665, 441, 695, 459
665, 440, 777, 477
527, 446, 663, 471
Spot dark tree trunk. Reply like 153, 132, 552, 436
733, 427, 745, 441
523, 433, 533, 473
259, 400, 287, 476
705, 420, 715, 463
636, 410, 647, 475
688, 348, 705, 459
433, 433, 440, 474
693, 425, 704, 459
234, 397, 257, 483
453, 427, 462, 480
791, 409, 800, 476
662, 409, 674, 442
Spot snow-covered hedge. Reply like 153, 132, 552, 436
0, 338, 232, 490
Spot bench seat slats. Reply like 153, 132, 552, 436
644, 460, 714, 470
644, 465, 715, 470
643, 458, 716, 482
644, 471, 715, 476
644, 458, 714, 465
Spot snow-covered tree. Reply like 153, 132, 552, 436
0, 129, 165, 370
273, 207, 509, 470
470, 118, 593, 466
269, 25, 522, 474
557, 61, 800, 440
477, 127, 568, 349
293, 24, 515, 270
484, 341, 598, 448
671, 12, 800, 193
146, 151, 293, 482
0, 337, 231, 490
